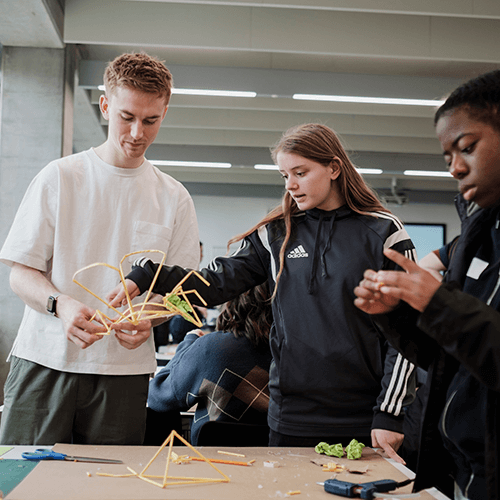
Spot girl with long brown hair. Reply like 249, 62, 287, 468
111, 123, 416, 460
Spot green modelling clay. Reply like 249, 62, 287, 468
166, 294, 193, 315
326, 443, 344, 458
345, 439, 365, 460
314, 442, 330, 454
314, 441, 344, 458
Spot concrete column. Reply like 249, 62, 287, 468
0, 46, 74, 401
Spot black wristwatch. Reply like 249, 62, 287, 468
46, 293, 61, 317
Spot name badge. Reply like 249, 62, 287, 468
466, 257, 489, 280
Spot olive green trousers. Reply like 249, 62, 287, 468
0, 356, 149, 445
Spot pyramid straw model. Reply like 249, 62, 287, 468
97, 430, 230, 488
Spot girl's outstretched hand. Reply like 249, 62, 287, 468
354, 249, 442, 314
106, 279, 140, 308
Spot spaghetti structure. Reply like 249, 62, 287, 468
73, 249, 210, 335
96, 430, 230, 488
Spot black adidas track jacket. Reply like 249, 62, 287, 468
128, 205, 417, 437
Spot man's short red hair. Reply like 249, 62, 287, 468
104, 52, 173, 105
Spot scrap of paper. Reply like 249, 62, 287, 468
0, 447, 13, 458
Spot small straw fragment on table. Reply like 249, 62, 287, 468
188, 456, 254, 466
217, 450, 246, 458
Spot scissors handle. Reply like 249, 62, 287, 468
22, 449, 67, 460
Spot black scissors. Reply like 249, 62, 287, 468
22, 448, 123, 464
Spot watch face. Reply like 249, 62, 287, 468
47, 296, 57, 314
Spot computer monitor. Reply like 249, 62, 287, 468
404, 223, 446, 261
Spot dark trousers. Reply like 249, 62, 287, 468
269, 429, 371, 447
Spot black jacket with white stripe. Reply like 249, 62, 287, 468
128, 205, 416, 438
374, 198, 500, 499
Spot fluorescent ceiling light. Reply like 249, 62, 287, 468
293, 94, 445, 107
356, 168, 383, 175
151, 160, 232, 168
404, 170, 453, 177
254, 164, 278, 170
98, 84, 441, 106
254, 165, 382, 174
97, 85, 255, 98
172, 88, 256, 98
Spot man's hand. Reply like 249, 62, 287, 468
56, 295, 106, 349
371, 428, 405, 464
106, 279, 140, 308
110, 318, 152, 350
355, 249, 442, 314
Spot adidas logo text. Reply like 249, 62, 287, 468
287, 245, 309, 258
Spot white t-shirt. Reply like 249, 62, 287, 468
0, 149, 200, 375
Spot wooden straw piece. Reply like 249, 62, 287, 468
115, 301, 176, 325
184, 287, 209, 306
188, 457, 253, 466
90, 309, 113, 325
97, 468, 225, 488
138, 436, 169, 476
72, 262, 127, 321
178, 289, 203, 326
162, 428, 176, 487
129, 468, 225, 485
118, 250, 167, 322
93, 310, 111, 335
96, 472, 135, 478
217, 450, 246, 457
138, 473, 227, 483
171, 270, 211, 294
128, 468, 167, 489
139, 476, 226, 488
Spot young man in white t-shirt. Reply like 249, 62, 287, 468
0, 53, 200, 445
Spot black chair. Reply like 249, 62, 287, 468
196, 421, 269, 447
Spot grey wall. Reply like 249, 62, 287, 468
0, 46, 68, 401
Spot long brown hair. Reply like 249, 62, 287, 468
216, 281, 272, 350
228, 123, 390, 297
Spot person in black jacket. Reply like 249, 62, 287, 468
354, 69, 500, 499
109, 123, 416, 462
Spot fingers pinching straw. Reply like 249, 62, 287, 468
72, 250, 210, 335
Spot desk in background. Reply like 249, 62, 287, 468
3, 443, 451, 500
155, 343, 178, 370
